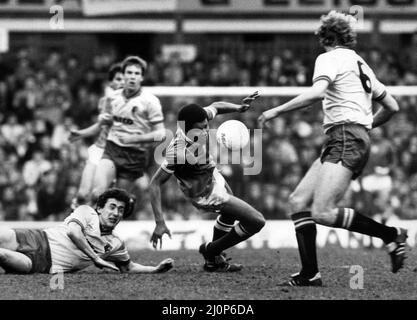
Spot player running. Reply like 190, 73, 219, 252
92, 56, 166, 202
258, 11, 407, 286
69, 63, 124, 207
149, 92, 265, 272
0, 188, 173, 274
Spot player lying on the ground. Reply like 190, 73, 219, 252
258, 11, 406, 287
149, 92, 266, 272
0, 188, 173, 274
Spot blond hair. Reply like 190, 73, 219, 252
316, 10, 357, 49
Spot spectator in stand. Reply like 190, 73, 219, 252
1, 114, 25, 146
163, 52, 185, 86
12, 77, 43, 122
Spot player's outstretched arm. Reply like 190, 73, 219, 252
372, 93, 399, 129
149, 167, 173, 249
68, 112, 113, 142
68, 123, 101, 142
209, 91, 260, 114
118, 258, 174, 274
67, 222, 119, 271
258, 80, 328, 127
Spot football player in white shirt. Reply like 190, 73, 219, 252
69, 63, 124, 208
92, 56, 166, 203
0, 188, 173, 274
258, 11, 407, 286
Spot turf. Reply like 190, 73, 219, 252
0, 247, 416, 300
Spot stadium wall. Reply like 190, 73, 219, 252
2, 219, 416, 251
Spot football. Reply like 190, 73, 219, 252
216, 120, 250, 151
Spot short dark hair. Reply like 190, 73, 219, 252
177, 103, 208, 133
121, 56, 147, 74
108, 63, 122, 81
316, 11, 357, 49
96, 188, 135, 218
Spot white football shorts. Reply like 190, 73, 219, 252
87, 144, 104, 166
190, 168, 231, 213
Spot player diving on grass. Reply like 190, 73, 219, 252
68, 63, 124, 208
149, 92, 265, 272
0, 188, 173, 274
91, 56, 166, 202
258, 11, 407, 286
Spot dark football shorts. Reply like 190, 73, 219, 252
102, 140, 149, 181
320, 124, 371, 180
12, 229, 52, 274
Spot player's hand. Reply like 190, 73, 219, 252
257, 110, 274, 129
239, 91, 260, 112
68, 129, 82, 143
93, 257, 119, 272
155, 258, 174, 273
150, 222, 172, 249
98, 113, 113, 125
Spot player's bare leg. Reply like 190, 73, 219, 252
73, 161, 97, 208
0, 249, 32, 273
311, 161, 353, 226
91, 159, 116, 203
289, 158, 321, 213
0, 228, 19, 250
312, 161, 406, 273
199, 195, 265, 272
0, 228, 32, 273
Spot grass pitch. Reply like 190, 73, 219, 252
0, 247, 416, 300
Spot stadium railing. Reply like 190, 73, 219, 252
146, 86, 417, 97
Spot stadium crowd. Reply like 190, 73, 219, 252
0, 45, 416, 221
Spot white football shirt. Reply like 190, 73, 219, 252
312, 47, 387, 132
44, 205, 130, 274
106, 88, 164, 150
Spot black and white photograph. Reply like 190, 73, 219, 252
0, 0, 416, 312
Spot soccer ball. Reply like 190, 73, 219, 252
216, 120, 250, 151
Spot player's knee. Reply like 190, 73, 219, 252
0, 249, 7, 263
251, 214, 266, 234
289, 193, 308, 213
241, 213, 265, 235
0, 228, 13, 247
311, 204, 332, 224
